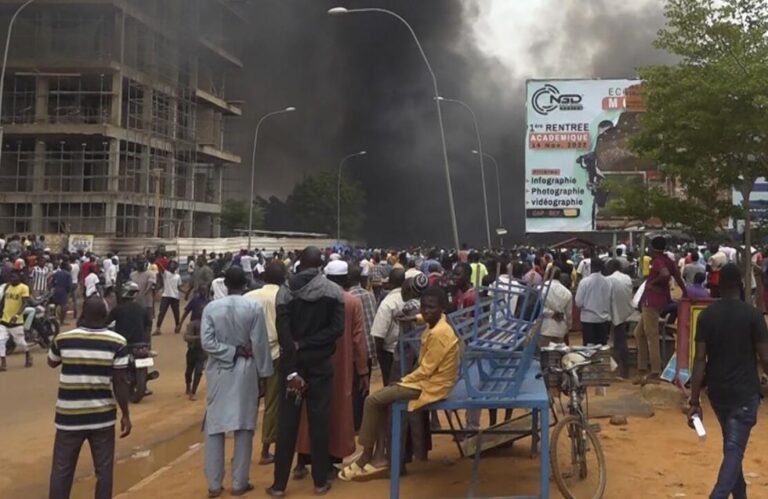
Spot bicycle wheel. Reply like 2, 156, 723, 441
550, 415, 607, 499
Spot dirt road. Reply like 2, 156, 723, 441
0, 321, 207, 498
4, 320, 768, 498
116, 393, 768, 499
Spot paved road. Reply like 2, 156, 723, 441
0, 319, 207, 498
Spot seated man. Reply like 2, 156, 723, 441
338, 286, 461, 481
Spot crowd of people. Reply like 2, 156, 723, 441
0, 233, 762, 498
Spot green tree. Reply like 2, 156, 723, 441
220, 199, 264, 236
626, 0, 768, 298
286, 171, 366, 239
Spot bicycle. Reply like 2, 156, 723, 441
543, 346, 608, 499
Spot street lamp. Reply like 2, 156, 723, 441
328, 6, 460, 250
0, 0, 37, 166
248, 106, 296, 249
438, 96, 491, 248
473, 150, 504, 246
337, 150, 367, 241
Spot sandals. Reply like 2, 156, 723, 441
337, 462, 388, 482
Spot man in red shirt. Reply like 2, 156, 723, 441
635, 236, 686, 384
451, 263, 477, 312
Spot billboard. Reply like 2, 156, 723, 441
733, 178, 768, 232
525, 79, 651, 232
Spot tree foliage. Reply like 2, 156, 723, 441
286, 171, 366, 239
619, 0, 768, 292
220, 199, 264, 236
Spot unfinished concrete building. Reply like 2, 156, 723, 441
0, 0, 245, 237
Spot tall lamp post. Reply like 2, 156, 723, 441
248, 106, 295, 249
337, 150, 367, 241
438, 96, 491, 248
328, 6, 460, 250
473, 150, 504, 246
0, 0, 37, 166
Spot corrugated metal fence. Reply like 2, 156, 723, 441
91, 236, 342, 256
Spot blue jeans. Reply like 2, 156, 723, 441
709, 394, 760, 499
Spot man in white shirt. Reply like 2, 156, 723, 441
244, 260, 285, 465
239, 249, 254, 288
539, 268, 572, 345
575, 258, 612, 346
606, 259, 634, 379
369, 268, 406, 385
154, 260, 181, 336
576, 249, 592, 284
720, 244, 737, 263
69, 256, 80, 320
84, 263, 101, 298
102, 255, 114, 289
210, 277, 228, 300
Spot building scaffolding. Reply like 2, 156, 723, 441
0, 0, 245, 237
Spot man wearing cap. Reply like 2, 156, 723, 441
634, 236, 687, 385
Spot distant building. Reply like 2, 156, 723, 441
0, 0, 245, 237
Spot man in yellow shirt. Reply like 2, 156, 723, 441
642, 253, 652, 278
337, 286, 461, 481
469, 251, 488, 288
0, 271, 32, 370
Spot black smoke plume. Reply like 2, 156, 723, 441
227, 0, 670, 247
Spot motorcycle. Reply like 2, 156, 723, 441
6, 292, 60, 354
127, 343, 159, 403
30, 292, 60, 349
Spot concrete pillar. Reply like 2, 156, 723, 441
138, 205, 149, 236
105, 200, 117, 235
34, 77, 49, 123
108, 139, 119, 192
142, 86, 152, 132
32, 140, 45, 192
31, 141, 45, 232
105, 139, 119, 235
111, 73, 122, 127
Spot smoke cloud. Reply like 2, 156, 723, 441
226, 0, 671, 246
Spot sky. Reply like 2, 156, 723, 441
226, 0, 672, 246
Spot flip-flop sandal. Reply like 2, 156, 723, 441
337, 462, 388, 482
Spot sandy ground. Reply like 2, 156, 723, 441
112, 384, 768, 499
0, 317, 209, 498
115, 384, 768, 499
3, 315, 768, 499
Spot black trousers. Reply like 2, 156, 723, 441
377, 350, 394, 387
582, 321, 611, 346
49, 426, 115, 499
272, 358, 333, 490
156, 297, 180, 329
185, 346, 206, 394
353, 358, 373, 431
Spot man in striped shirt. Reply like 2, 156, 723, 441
348, 264, 377, 430
47, 296, 132, 499
30, 255, 50, 299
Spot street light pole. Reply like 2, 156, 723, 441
473, 150, 504, 246
337, 150, 367, 241
248, 106, 295, 250
0, 0, 37, 166
328, 6, 460, 250
438, 97, 491, 248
